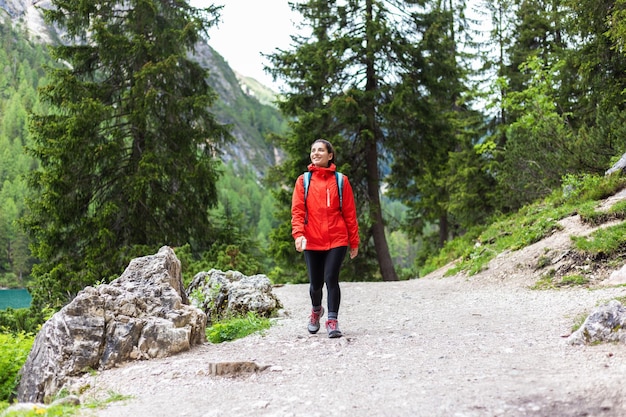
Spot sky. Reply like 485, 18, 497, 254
190, 1, 302, 91
189, 2, 488, 92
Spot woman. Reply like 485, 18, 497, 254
291, 139, 359, 338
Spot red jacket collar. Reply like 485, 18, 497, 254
307, 163, 337, 174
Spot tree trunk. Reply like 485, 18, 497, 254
439, 213, 448, 248
363, 0, 397, 282
365, 139, 398, 281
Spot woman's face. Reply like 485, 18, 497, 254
310, 142, 333, 167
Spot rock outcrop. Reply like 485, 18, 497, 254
568, 300, 626, 345
17, 246, 206, 403
187, 269, 282, 324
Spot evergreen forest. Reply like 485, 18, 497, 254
0, 14, 290, 294
1, 0, 626, 321
265, 0, 626, 283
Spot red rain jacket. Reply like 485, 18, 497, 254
291, 163, 359, 250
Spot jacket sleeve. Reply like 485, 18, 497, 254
342, 176, 360, 249
291, 174, 306, 240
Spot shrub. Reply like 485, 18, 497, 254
0, 307, 50, 334
560, 173, 626, 204
0, 331, 35, 402
206, 312, 271, 344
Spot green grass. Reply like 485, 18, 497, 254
206, 312, 271, 343
532, 269, 556, 290
81, 391, 133, 410
578, 199, 626, 225
424, 202, 573, 278
559, 274, 589, 286
572, 222, 626, 257
571, 312, 589, 333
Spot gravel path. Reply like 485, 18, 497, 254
80, 275, 626, 417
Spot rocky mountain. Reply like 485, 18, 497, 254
0, 0, 286, 177
191, 41, 287, 175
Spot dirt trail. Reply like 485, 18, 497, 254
78, 275, 626, 417
78, 194, 626, 417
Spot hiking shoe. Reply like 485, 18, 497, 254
307, 307, 324, 334
325, 319, 342, 338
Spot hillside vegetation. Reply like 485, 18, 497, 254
421, 173, 626, 287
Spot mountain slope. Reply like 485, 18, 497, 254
426, 187, 626, 288
191, 42, 287, 175
1, 0, 285, 177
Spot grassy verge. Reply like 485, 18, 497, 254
206, 311, 271, 343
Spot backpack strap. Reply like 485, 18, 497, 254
335, 172, 344, 213
303, 172, 312, 202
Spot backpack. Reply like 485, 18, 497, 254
303, 171, 344, 224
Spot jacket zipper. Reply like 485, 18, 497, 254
327, 188, 330, 207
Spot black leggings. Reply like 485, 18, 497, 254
304, 246, 347, 315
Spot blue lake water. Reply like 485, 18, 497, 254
0, 288, 32, 309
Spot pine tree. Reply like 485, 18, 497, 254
493, 0, 626, 208
267, 0, 411, 281
477, 0, 573, 211
564, 0, 626, 125
23, 0, 230, 309
385, 0, 486, 247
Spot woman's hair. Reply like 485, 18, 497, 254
312, 139, 335, 166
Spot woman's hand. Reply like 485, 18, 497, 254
349, 247, 358, 259
295, 236, 306, 252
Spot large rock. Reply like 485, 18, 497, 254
568, 300, 626, 345
187, 269, 282, 324
17, 246, 206, 403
